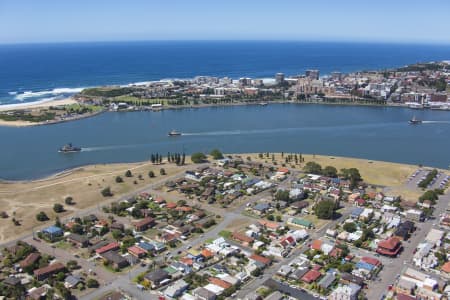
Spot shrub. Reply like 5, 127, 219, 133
191, 152, 207, 163
36, 211, 49, 222
210, 149, 224, 160
115, 176, 123, 183
53, 203, 64, 213
64, 196, 74, 205
148, 170, 155, 178
101, 187, 113, 197
125, 170, 133, 177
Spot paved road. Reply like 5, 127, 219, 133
366, 190, 450, 300
236, 206, 352, 300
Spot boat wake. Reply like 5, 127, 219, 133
82, 144, 141, 152
422, 121, 450, 124
182, 122, 403, 136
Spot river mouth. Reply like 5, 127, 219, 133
0, 104, 449, 181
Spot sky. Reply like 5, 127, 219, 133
1, 0, 450, 44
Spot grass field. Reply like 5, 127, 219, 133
0, 161, 188, 243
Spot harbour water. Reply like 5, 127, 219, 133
1, 103, 449, 180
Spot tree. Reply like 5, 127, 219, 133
191, 152, 207, 163
36, 211, 49, 222
64, 196, 74, 205
125, 170, 133, 177
160, 168, 166, 175
53, 203, 64, 213
148, 170, 155, 178
340, 168, 362, 189
210, 149, 224, 160
338, 263, 353, 273
343, 222, 357, 233
267, 214, 274, 221
323, 166, 338, 177
101, 187, 113, 197
274, 190, 290, 202
115, 176, 123, 183
314, 200, 336, 219
304, 162, 322, 174
86, 278, 99, 288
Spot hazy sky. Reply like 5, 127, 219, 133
1, 0, 450, 44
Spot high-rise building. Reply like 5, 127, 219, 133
275, 73, 285, 84
305, 69, 320, 80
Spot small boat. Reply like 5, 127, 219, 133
259, 102, 268, 106
409, 115, 422, 125
168, 130, 182, 136
58, 143, 82, 153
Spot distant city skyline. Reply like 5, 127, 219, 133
1, 0, 450, 44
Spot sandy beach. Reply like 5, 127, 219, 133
0, 97, 77, 112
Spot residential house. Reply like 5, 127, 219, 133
95, 242, 120, 255
20, 252, 40, 270
66, 233, 89, 248
144, 269, 170, 289
34, 262, 65, 281
164, 279, 189, 298
101, 251, 129, 269
42, 226, 64, 241
192, 287, 217, 300
133, 217, 156, 232
376, 237, 402, 257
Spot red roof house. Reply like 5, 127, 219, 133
128, 245, 146, 258
133, 217, 156, 232
376, 237, 402, 257
95, 242, 120, 255
361, 256, 381, 267
249, 254, 271, 266
301, 269, 322, 283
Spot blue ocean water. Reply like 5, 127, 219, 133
1, 41, 450, 105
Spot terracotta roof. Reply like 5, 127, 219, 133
166, 202, 177, 209
133, 217, 155, 228
301, 269, 322, 283
209, 277, 232, 289
201, 249, 214, 258
95, 242, 120, 254
249, 254, 271, 265
20, 252, 41, 268
311, 239, 323, 251
277, 167, 289, 174
232, 231, 254, 243
378, 237, 401, 250
361, 256, 381, 267
34, 262, 65, 277
175, 206, 193, 212
128, 245, 146, 256
441, 261, 450, 273
258, 220, 280, 230
180, 257, 194, 265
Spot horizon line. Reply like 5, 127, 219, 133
2, 38, 450, 46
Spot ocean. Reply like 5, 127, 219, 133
1, 41, 450, 105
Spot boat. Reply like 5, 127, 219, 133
259, 102, 268, 106
58, 143, 82, 153
408, 115, 422, 125
168, 130, 182, 136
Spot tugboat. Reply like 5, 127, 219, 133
58, 143, 82, 153
168, 130, 182, 137
409, 115, 422, 125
